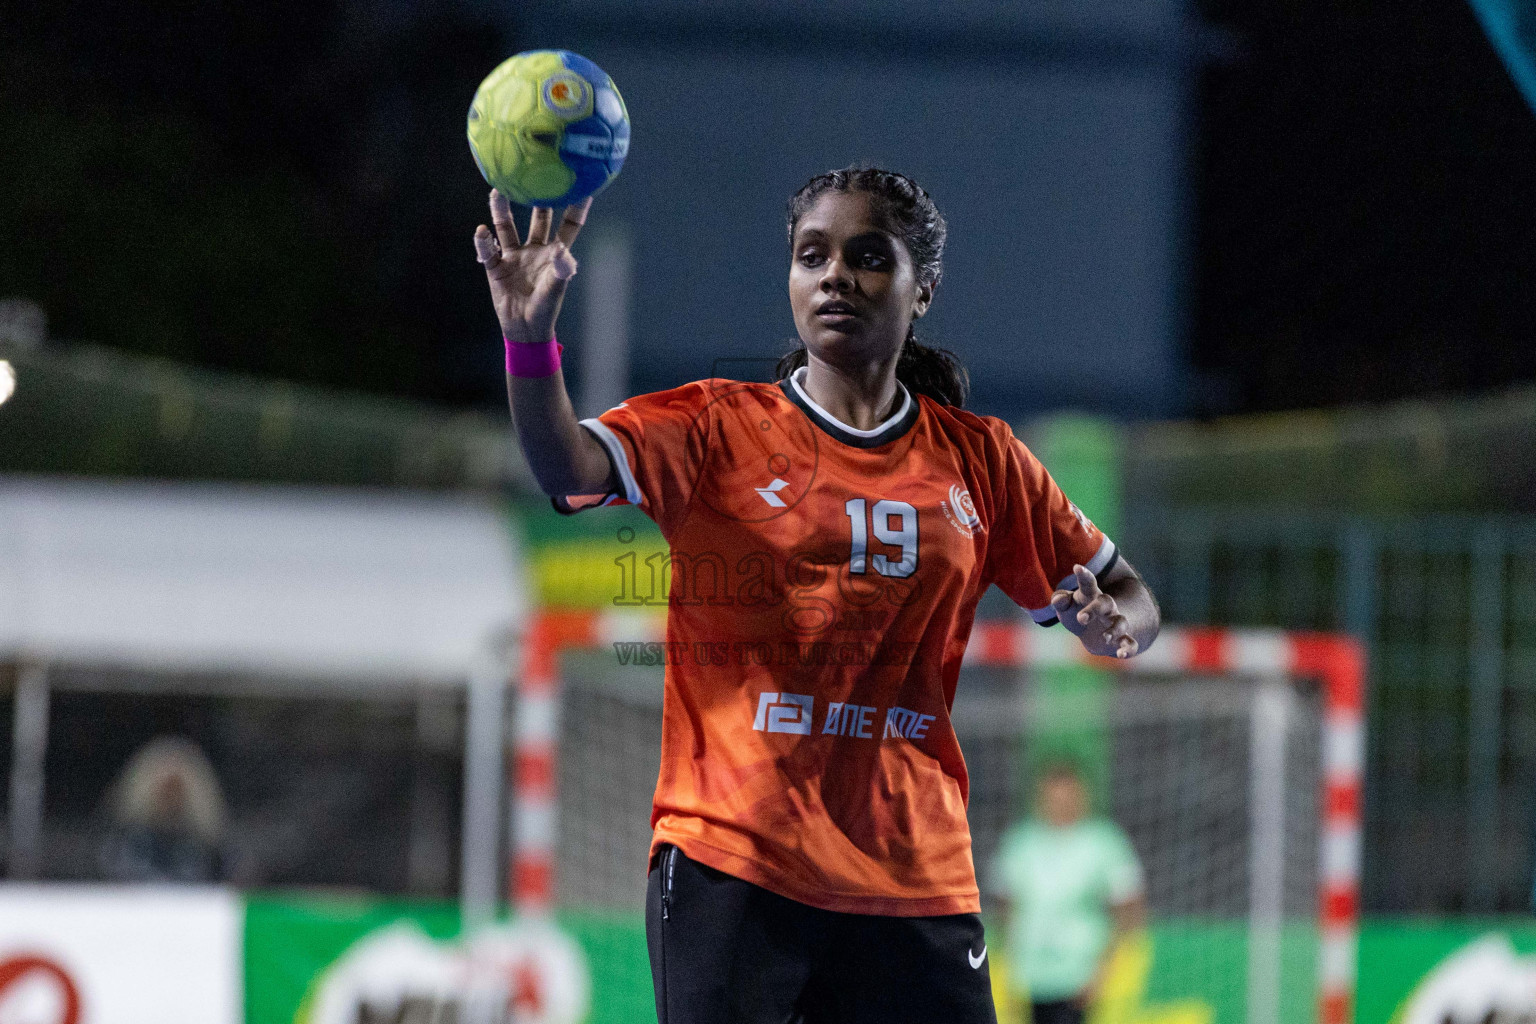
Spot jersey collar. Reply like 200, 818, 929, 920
777, 366, 920, 449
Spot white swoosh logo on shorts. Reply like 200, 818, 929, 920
969, 944, 987, 969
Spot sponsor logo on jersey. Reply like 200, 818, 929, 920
823, 702, 877, 738
750, 695, 938, 744
755, 478, 791, 507
941, 483, 983, 537
752, 692, 814, 735
883, 706, 936, 741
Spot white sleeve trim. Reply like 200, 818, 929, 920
1027, 536, 1119, 623
578, 418, 643, 506
1082, 535, 1118, 577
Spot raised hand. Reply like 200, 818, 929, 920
474, 189, 592, 345
1050, 564, 1140, 659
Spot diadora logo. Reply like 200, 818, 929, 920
755, 478, 791, 508
752, 692, 814, 735
941, 483, 983, 537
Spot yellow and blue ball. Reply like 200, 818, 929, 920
467, 50, 630, 208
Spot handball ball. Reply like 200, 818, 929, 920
467, 50, 630, 208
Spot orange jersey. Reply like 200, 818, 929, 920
556, 367, 1116, 916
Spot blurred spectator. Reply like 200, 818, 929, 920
989, 759, 1146, 1024
98, 736, 227, 882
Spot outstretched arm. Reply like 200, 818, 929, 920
1049, 558, 1160, 659
474, 189, 618, 498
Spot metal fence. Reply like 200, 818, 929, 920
1124, 509, 1536, 914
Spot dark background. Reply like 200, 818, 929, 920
1195, 0, 1536, 412
4, 0, 1535, 414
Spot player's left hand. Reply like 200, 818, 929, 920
1050, 564, 1139, 659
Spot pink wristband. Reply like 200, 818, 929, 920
506, 336, 564, 378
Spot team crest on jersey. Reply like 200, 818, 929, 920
941, 483, 983, 537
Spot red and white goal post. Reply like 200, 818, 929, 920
509, 613, 1365, 1024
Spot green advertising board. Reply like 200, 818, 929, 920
513, 498, 664, 610
243, 893, 1536, 1024
1354, 920, 1536, 1024
245, 896, 651, 1024
241, 896, 1406, 1024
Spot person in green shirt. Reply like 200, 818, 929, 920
989, 759, 1147, 1024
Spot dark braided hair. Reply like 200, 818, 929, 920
776, 166, 970, 407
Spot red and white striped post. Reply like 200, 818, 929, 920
1300, 638, 1366, 1024
514, 613, 1366, 1024
509, 619, 562, 914
510, 612, 604, 915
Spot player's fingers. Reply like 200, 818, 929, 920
489, 190, 521, 250
1050, 590, 1075, 612
528, 205, 554, 245
1076, 594, 1117, 626
556, 197, 593, 246
529, 262, 574, 320
548, 242, 578, 281
474, 225, 501, 266
1099, 612, 1137, 658
1074, 564, 1101, 599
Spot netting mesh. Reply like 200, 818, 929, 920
546, 653, 1323, 1024
955, 674, 1322, 1024
554, 651, 665, 911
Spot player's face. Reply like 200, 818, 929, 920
1039, 774, 1089, 827
788, 191, 933, 367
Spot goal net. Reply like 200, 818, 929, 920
516, 615, 1363, 1024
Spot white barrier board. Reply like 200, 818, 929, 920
0, 885, 240, 1024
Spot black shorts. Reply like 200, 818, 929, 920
646, 843, 998, 1024
1031, 1000, 1087, 1024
